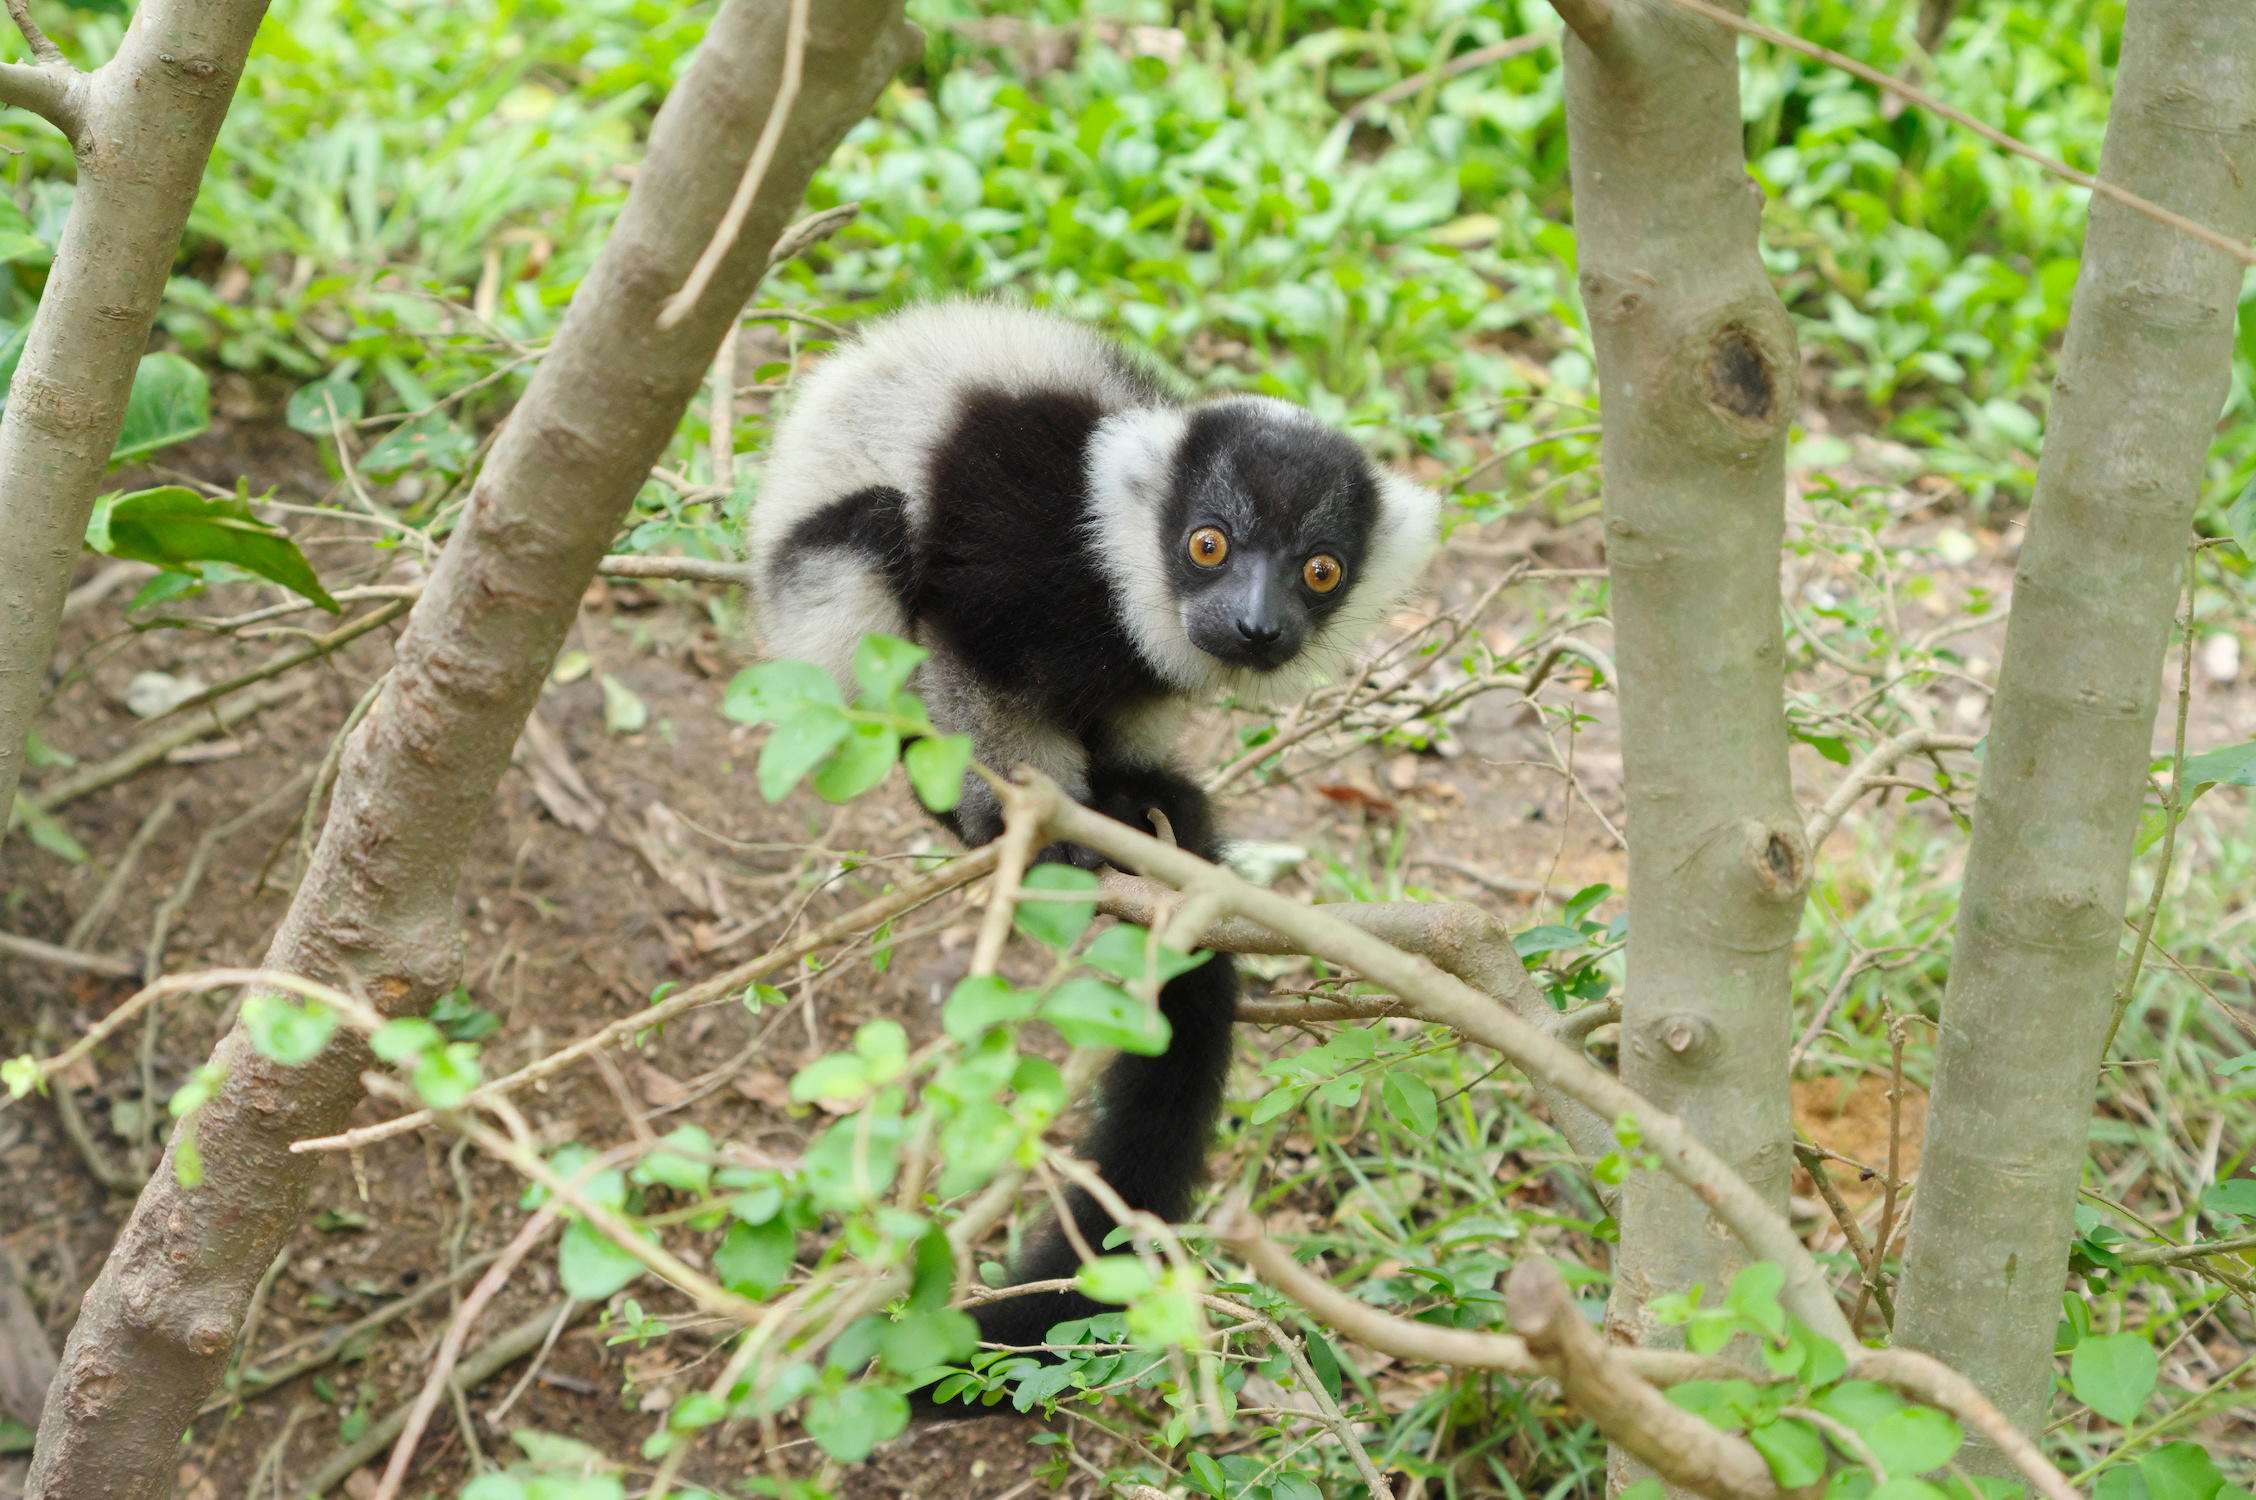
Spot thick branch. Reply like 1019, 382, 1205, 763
25, 8, 917, 1497
0, 59, 82, 136
1021, 774, 1852, 1345
1894, 0, 2256, 1446
1510, 1259, 1781, 1500
0, 0, 266, 823
1100, 872, 1616, 1164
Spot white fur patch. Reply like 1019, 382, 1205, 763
756, 552, 908, 698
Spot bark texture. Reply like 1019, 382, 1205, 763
1895, 0, 2256, 1441
1554, 0, 1808, 1353
0, 0, 266, 824
25, 5, 916, 1496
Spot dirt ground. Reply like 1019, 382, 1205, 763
2, 395, 2251, 1498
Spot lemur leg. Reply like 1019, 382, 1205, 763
921, 659, 1097, 862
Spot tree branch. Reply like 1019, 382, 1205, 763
24, 6, 918, 1496
0, 59, 81, 136
1509, 1258, 1783, 1500
1805, 729, 1982, 847
1098, 871, 1619, 1168
0, 0, 264, 826
1016, 773, 1853, 1344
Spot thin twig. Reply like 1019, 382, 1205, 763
290, 845, 1000, 1153
1653, 0, 2256, 266
149, 598, 411, 724
1806, 728, 1982, 847
1343, 32, 1556, 121
0, 929, 138, 978
657, 0, 811, 329
23, 675, 306, 816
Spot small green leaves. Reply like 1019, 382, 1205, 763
1082, 924, 1204, 988
722, 659, 842, 726
2072, 1332, 2158, 1423
86, 486, 339, 612
812, 722, 899, 802
241, 992, 338, 1066
558, 1219, 646, 1300
112, 352, 211, 463
903, 734, 972, 811
1013, 864, 1099, 949
803, 1384, 908, 1463
413, 1043, 483, 1109
1041, 978, 1170, 1054
757, 702, 851, 802
371, 1017, 442, 1062
1864, 1407, 1964, 1476
714, 1217, 795, 1299
631, 1125, 714, 1194
1381, 1070, 1438, 1134
3, 1055, 43, 1100
2202, 1178, 2256, 1220
941, 974, 1036, 1043
1747, 1416, 1827, 1487
853, 634, 927, 701
1076, 1255, 1156, 1304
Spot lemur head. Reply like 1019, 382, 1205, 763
1089, 395, 1441, 702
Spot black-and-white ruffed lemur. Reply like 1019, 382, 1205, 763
746, 299, 1440, 1411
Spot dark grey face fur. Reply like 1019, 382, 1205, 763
1162, 403, 1378, 673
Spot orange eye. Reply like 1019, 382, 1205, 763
1303, 554, 1343, 593
1188, 527, 1229, 567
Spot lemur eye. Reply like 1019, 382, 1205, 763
1303, 554, 1344, 593
1188, 527, 1229, 567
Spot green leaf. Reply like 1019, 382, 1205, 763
2202, 1179, 2256, 1218
1082, 924, 1204, 987
756, 702, 851, 802
630, 1125, 714, 1194
598, 674, 648, 735
13, 797, 88, 862
714, 1217, 795, 1299
1868, 1482, 1952, 1500
879, 1307, 976, 1373
854, 1019, 909, 1079
1813, 1379, 1905, 1430
1, 1055, 40, 1100
558, 1218, 646, 1300
853, 633, 928, 702
1186, 1452, 1231, 1498
285, 370, 364, 435
1042, 977, 1170, 1054
1250, 1083, 1306, 1124
173, 1126, 203, 1188
903, 734, 972, 812
1513, 924, 1586, 958
412, 1043, 482, 1109
803, 1384, 908, 1463
811, 721, 899, 803
2178, 741, 2256, 808
1748, 1417, 1828, 1488
112, 353, 211, 463
2071, 1332, 2158, 1424
85, 487, 339, 612
2136, 1443, 2225, 1500
721, 659, 840, 725
360, 413, 476, 477
941, 974, 1036, 1043
1381, 1071, 1438, 1135
1013, 863, 1100, 949
1726, 1260, 1787, 1338
371, 1017, 442, 1063
1864, 1407, 1963, 1476
241, 993, 338, 1066
1077, 1255, 1155, 1304
789, 1053, 872, 1106
801, 1111, 905, 1210
2226, 473, 2256, 559
460, 1471, 528, 1500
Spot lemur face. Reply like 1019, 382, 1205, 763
1163, 401, 1379, 673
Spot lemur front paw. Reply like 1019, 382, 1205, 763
1031, 840, 1108, 871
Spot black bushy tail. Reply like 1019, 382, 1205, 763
913, 767, 1237, 1420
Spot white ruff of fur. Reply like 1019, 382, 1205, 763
1084, 400, 1442, 709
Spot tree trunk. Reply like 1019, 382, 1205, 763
1551, 0, 1808, 1450
0, 0, 268, 825
24, 5, 916, 1496
1894, 0, 2256, 1444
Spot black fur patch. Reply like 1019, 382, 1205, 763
1162, 403, 1379, 626
919, 388, 1165, 732
778, 484, 917, 606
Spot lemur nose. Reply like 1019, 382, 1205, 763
1236, 618, 1282, 647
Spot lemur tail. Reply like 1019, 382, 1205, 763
911, 939, 1238, 1420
